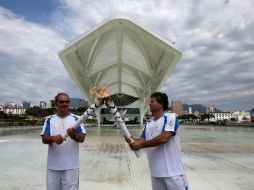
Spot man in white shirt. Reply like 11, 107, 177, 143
126, 92, 188, 190
41, 92, 86, 190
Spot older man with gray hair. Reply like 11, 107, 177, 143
41, 92, 86, 190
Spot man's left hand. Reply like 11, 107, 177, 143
67, 128, 76, 139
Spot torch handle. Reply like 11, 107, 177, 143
62, 100, 102, 140
129, 137, 142, 158
62, 115, 86, 140
107, 100, 142, 158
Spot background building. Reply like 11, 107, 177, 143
40, 101, 47, 109
208, 111, 251, 123
171, 100, 183, 116
58, 15, 182, 125
49, 100, 55, 108
80, 99, 89, 108
69, 98, 81, 109
22, 101, 31, 109
49, 98, 87, 109
233, 111, 251, 123
209, 112, 237, 122
2, 102, 26, 115
251, 109, 254, 122
207, 105, 216, 113
5, 102, 15, 107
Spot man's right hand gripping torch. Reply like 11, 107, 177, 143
107, 99, 142, 158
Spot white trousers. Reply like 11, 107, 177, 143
47, 169, 79, 190
151, 175, 189, 190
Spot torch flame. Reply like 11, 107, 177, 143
89, 85, 110, 99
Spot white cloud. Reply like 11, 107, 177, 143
0, 0, 254, 111
0, 7, 82, 105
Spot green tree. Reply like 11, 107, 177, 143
77, 107, 87, 113
242, 116, 249, 122
201, 113, 214, 121
26, 107, 57, 117
178, 114, 198, 120
26, 106, 48, 117
230, 117, 237, 121
0, 111, 8, 119
45, 108, 56, 115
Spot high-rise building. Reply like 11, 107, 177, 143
0, 105, 3, 112
69, 98, 82, 109
207, 106, 216, 113
22, 101, 31, 109
171, 100, 183, 116
49, 100, 55, 108
49, 98, 86, 109
189, 107, 192, 114
40, 101, 47, 109
80, 99, 88, 108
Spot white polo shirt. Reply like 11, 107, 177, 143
41, 113, 86, 170
140, 112, 185, 177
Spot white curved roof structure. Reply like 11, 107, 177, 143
59, 14, 182, 124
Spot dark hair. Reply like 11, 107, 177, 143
150, 92, 169, 111
54, 92, 69, 103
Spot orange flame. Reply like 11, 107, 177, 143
89, 85, 110, 99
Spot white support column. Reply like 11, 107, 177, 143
139, 98, 148, 127
139, 106, 145, 127
95, 108, 101, 127
140, 112, 144, 127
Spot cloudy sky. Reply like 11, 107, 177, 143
0, 0, 253, 111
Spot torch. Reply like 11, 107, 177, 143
62, 99, 103, 140
107, 99, 142, 158
63, 85, 141, 158
93, 85, 141, 157
62, 86, 106, 140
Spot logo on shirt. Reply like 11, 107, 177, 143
168, 120, 174, 127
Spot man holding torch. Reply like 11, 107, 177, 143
41, 92, 86, 190
126, 92, 188, 190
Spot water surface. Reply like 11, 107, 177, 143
0, 125, 254, 190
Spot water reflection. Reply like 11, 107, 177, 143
0, 126, 41, 136
181, 125, 254, 143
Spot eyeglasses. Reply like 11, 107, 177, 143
58, 100, 69, 104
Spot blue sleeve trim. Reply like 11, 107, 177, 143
172, 117, 179, 136
71, 114, 82, 134
162, 115, 167, 131
76, 126, 82, 133
43, 117, 51, 136
140, 124, 147, 140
